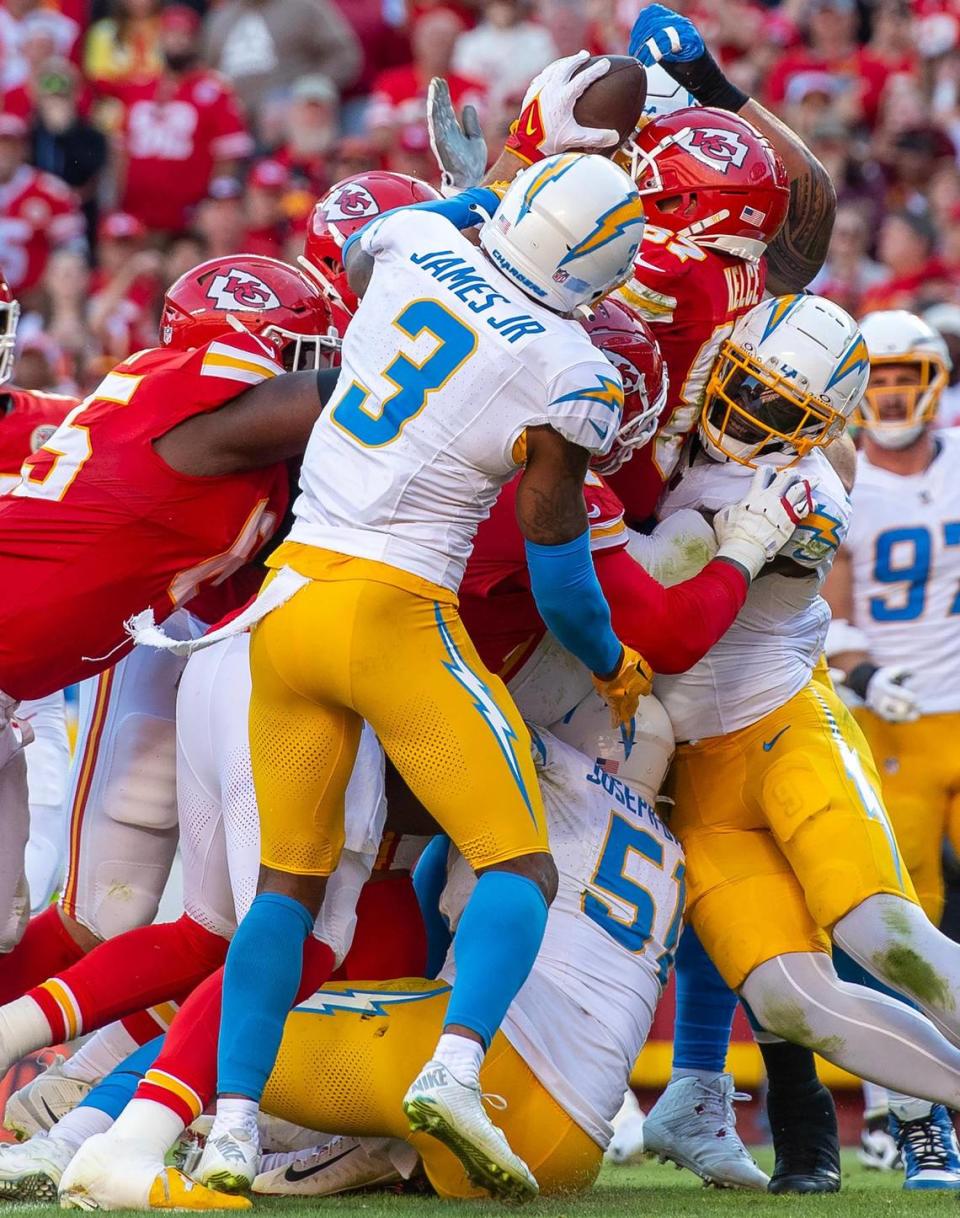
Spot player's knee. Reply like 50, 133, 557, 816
486, 853, 559, 906
101, 715, 178, 832
740, 956, 823, 1048
258, 865, 327, 920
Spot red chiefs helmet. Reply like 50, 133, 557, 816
301, 171, 442, 324
625, 108, 789, 263
0, 273, 20, 386
581, 298, 667, 476
160, 255, 340, 369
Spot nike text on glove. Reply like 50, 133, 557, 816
592, 644, 654, 728
427, 77, 489, 195
628, 3, 748, 111
504, 51, 620, 165
847, 663, 921, 724
713, 465, 816, 579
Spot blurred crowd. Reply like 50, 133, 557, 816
2, 0, 960, 396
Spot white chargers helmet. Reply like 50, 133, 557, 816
548, 690, 674, 806
855, 310, 950, 449
700, 294, 869, 467
479, 152, 646, 314
642, 62, 698, 119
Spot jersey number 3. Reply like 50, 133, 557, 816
331, 299, 477, 448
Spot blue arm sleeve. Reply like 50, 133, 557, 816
342, 187, 500, 261
412, 834, 453, 979
525, 529, 622, 677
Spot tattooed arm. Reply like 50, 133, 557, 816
515, 424, 590, 544
739, 99, 838, 295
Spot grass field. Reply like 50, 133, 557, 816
1, 1152, 953, 1218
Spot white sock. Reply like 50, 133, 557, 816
61, 1021, 139, 1085
889, 1093, 934, 1122
214, 1096, 260, 1134
862, 1081, 889, 1121
50, 1104, 114, 1154
0, 996, 52, 1064
111, 1098, 185, 1156
671, 1069, 725, 1086
432, 1034, 484, 1087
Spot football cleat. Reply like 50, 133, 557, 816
0, 1129, 74, 1201
891, 1102, 960, 1191
4, 1057, 91, 1141
148, 1168, 252, 1210
59, 1131, 170, 1210
402, 1059, 538, 1201
604, 1089, 647, 1165
195, 1118, 260, 1195
858, 1114, 900, 1172
643, 1075, 768, 1190
767, 1080, 840, 1193
253, 1136, 401, 1196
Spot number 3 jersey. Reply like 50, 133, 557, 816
440, 729, 684, 1147
289, 210, 624, 593
0, 333, 289, 701
846, 430, 960, 714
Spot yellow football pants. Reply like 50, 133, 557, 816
263, 979, 602, 1198
667, 679, 918, 990
250, 543, 548, 876
854, 709, 960, 926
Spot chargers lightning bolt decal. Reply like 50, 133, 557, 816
559, 194, 646, 266
826, 334, 870, 390
550, 373, 624, 440
434, 605, 538, 824
517, 154, 579, 222
296, 985, 451, 1017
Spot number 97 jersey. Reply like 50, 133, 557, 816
289, 210, 624, 594
847, 429, 960, 715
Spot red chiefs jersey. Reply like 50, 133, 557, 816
0, 332, 289, 700
461, 472, 628, 680
0, 387, 78, 493
0, 165, 84, 293
609, 228, 766, 524
106, 70, 253, 232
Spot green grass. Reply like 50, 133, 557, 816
3, 1152, 955, 1217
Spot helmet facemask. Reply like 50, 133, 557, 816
855, 356, 946, 450
700, 340, 844, 467
0, 296, 20, 386
263, 324, 342, 372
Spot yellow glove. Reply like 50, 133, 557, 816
592, 645, 654, 727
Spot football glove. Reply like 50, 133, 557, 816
857, 665, 921, 723
714, 466, 815, 579
427, 77, 488, 195
593, 644, 654, 728
504, 51, 620, 166
628, 3, 748, 111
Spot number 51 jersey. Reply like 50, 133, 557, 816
290, 210, 624, 593
0, 334, 289, 701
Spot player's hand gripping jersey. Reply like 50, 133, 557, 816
655, 447, 849, 741
288, 209, 623, 592
846, 430, 960, 716
0, 334, 289, 701
0, 388, 77, 494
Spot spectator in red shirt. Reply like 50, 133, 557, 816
88, 211, 162, 359
272, 74, 340, 197
107, 4, 254, 236
810, 203, 887, 316
193, 176, 248, 258
451, 0, 556, 113
366, 9, 484, 154
860, 210, 955, 313
243, 158, 290, 258
0, 113, 84, 301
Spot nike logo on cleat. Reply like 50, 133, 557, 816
762, 726, 791, 752
283, 1149, 354, 1183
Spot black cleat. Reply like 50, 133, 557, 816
767, 1080, 841, 1194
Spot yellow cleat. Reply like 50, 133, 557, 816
148, 1168, 252, 1211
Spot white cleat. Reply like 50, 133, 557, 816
643, 1075, 769, 1190
858, 1121, 900, 1171
0, 1130, 75, 1201
605, 1089, 647, 1165
253, 1136, 401, 1196
195, 1119, 260, 1195
58, 1131, 166, 1210
4, 1057, 91, 1141
402, 1059, 538, 1202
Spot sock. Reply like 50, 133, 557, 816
62, 1020, 142, 1085
337, 874, 427, 981
51, 1104, 114, 1154
672, 926, 737, 1076
213, 1095, 259, 1135
889, 1093, 933, 1122
433, 1033, 484, 1087
443, 870, 547, 1047
758, 1039, 821, 1097
27, 915, 227, 1043
217, 893, 314, 1101
862, 1081, 889, 1121
0, 906, 86, 1004
80, 1036, 164, 1121
111, 1096, 186, 1156
412, 836, 453, 979
0, 995, 53, 1062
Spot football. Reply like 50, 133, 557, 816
572, 55, 648, 154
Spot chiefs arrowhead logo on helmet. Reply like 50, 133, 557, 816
675, 127, 749, 174
206, 269, 281, 312
322, 183, 379, 226
604, 350, 647, 402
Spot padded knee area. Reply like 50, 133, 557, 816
102, 714, 178, 833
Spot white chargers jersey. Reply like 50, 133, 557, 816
440, 729, 684, 1148
655, 447, 850, 741
847, 430, 960, 714
289, 211, 623, 592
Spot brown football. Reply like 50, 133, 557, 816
572, 55, 648, 155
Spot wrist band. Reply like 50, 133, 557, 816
846, 662, 878, 701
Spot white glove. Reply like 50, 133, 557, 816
865, 666, 920, 723
713, 466, 815, 579
505, 51, 620, 163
